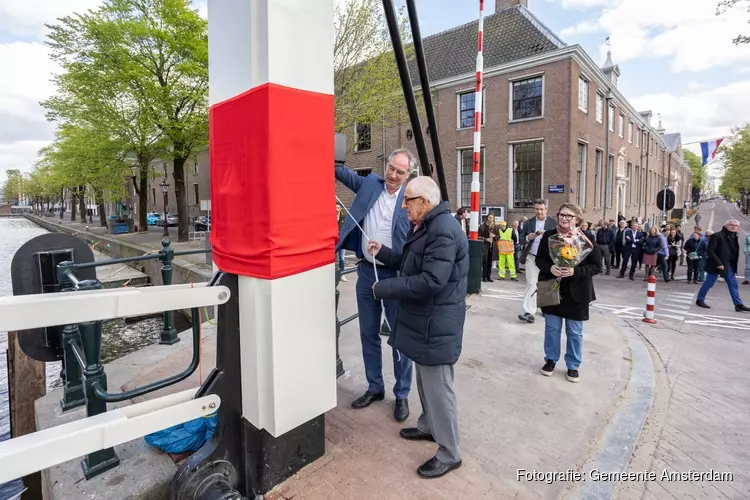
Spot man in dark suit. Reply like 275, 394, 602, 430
613, 220, 626, 269
696, 219, 750, 311
335, 148, 415, 421
518, 199, 557, 323
595, 220, 614, 275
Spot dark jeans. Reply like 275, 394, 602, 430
483, 244, 493, 279
686, 258, 699, 281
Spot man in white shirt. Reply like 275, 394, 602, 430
335, 149, 417, 422
518, 199, 557, 323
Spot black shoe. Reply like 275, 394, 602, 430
487, 278, 494, 282
540, 360, 555, 376
518, 313, 535, 323
417, 456, 462, 479
735, 304, 750, 312
696, 300, 710, 309
566, 369, 579, 383
399, 427, 435, 442
351, 391, 384, 409
394, 398, 409, 422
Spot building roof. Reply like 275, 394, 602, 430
408, 5, 566, 86
663, 133, 682, 153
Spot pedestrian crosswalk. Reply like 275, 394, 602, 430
657, 291, 697, 322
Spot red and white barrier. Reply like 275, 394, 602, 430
208, 0, 337, 437
469, 0, 485, 240
643, 275, 657, 324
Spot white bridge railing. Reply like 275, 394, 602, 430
0, 282, 231, 483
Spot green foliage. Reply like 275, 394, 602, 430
717, 0, 750, 45
718, 125, 750, 198
3, 170, 22, 204
334, 0, 418, 140
684, 150, 706, 189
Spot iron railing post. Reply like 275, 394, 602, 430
57, 261, 85, 411
335, 262, 344, 378
76, 278, 120, 478
159, 238, 179, 345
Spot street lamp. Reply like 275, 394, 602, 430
160, 178, 170, 237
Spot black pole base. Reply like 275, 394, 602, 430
81, 448, 120, 480
467, 240, 483, 294
159, 328, 180, 345
61, 384, 86, 411
242, 414, 325, 495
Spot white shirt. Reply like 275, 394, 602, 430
530, 218, 546, 256
362, 186, 401, 264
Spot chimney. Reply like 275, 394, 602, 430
496, 0, 528, 12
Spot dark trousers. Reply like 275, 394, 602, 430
482, 245, 493, 280
658, 254, 669, 280
637, 250, 644, 268
619, 249, 637, 277
668, 255, 678, 277
355, 263, 413, 399
598, 244, 611, 273
612, 247, 622, 268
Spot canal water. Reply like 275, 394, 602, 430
0, 217, 184, 498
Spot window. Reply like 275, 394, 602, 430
194, 162, 199, 175
577, 143, 587, 207
636, 128, 640, 148
635, 165, 641, 207
511, 77, 543, 120
460, 148, 485, 207
627, 163, 632, 204
618, 114, 624, 138
608, 104, 615, 131
578, 77, 589, 112
355, 122, 371, 151
457, 90, 485, 129
193, 183, 199, 205
512, 142, 543, 208
151, 188, 156, 205
356, 168, 371, 177
595, 149, 603, 208
628, 122, 633, 143
596, 93, 603, 123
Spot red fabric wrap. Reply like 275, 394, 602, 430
209, 83, 337, 279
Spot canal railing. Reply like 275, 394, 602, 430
0, 232, 362, 484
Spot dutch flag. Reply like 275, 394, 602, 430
700, 138, 724, 166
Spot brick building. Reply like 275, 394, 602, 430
337, 0, 692, 227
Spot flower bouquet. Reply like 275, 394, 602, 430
547, 231, 594, 293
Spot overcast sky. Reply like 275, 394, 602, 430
1, 0, 748, 182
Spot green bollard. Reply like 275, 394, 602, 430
57, 262, 85, 411
76, 278, 120, 479
158, 238, 179, 345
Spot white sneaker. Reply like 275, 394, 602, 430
340, 275, 348, 282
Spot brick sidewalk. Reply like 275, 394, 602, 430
263, 284, 631, 500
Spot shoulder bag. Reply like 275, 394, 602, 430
534, 279, 561, 308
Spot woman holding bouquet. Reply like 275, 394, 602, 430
535, 203, 602, 383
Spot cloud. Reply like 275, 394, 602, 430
0, 0, 103, 38
687, 81, 705, 91
561, 0, 610, 8
630, 79, 750, 146
560, 0, 750, 73
0, 141, 49, 180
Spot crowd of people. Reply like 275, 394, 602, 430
333, 147, 750, 479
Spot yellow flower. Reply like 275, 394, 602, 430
560, 246, 577, 260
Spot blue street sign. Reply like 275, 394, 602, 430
548, 184, 564, 193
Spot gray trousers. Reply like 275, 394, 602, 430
416, 363, 461, 464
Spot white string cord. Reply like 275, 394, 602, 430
336, 195, 401, 362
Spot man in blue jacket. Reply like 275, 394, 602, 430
369, 176, 469, 478
335, 148, 416, 422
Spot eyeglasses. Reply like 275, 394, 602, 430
404, 195, 424, 203
557, 213, 576, 221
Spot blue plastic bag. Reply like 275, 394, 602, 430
144, 413, 217, 454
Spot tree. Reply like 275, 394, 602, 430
334, 0, 416, 144
718, 125, 750, 203
3, 170, 22, 205
45, 0, 207, 241
684, 150, 706, 190
717, 0, 750, 45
